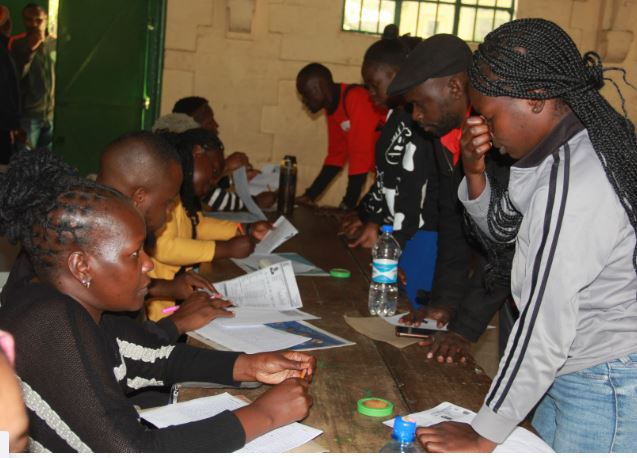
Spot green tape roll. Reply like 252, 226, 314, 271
357, 397, 394, 417
330, 268, 351, 278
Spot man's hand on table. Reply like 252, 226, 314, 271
168, 291, 234, 334
338, 212, 363, 237
233, 351, 316, 384
416, 421, 496, 452
418, 331, 472, 364
348, 222, 379, 249
296, 194, 317, 207
399, 305, 450, 328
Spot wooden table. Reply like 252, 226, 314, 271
189, 205, 492, 452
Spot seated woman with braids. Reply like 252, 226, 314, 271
415, 19, 637, 453
0, 149, 314, 452
148, 128, 272, 321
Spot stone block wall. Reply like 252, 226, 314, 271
161, 0, 637, 206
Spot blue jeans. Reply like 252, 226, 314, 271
532, 353, 637, 452
20, 117, 53, 150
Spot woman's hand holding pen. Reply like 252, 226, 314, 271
168, 291, 234, 334
234, 351, 316, 384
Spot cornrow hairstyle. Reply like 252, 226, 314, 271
172, 96, 209, 116
169, 128, 225, 237
0, 149, 129, 279
470, 18, 637, 278
297, 63, 333, 84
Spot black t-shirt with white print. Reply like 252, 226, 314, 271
362, 107, 438, 248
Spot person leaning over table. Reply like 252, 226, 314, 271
0, 149, 314, 452
296, 63, 386, 210
382, 34, 515, 363
416, 19, 637, 452
340, 29, 442, 312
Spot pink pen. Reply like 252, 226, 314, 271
162, 305, 180, 314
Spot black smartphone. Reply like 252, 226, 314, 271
395, 325, 436, 338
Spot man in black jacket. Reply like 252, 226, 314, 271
387, 34, 515, 363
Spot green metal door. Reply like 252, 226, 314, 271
53, 0, 165, 174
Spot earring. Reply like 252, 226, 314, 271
81, 278, 92, 289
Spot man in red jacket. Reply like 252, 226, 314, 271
296, 63, 386, 210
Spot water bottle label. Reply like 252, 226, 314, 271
372, 259, 398, 283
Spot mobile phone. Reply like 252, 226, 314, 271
395, 325, 435, 338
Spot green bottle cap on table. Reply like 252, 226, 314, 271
330, 268, 351, 278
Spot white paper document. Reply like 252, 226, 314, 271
216, 308, 319, 327
383, 402, 553, 453
140, 392, 323, 453
382, 312, 448, 332
254, 215, 298, 254
189, 320, 310, 353
232, 252, 328, 276
248, 163, 279, 195
213, 260, 302, 309
232, 166, 267, 221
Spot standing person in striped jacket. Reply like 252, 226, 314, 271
417, 19, 637, 452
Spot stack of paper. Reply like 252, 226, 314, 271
140, 392, 323, 453
383, 402, 554, 453
213, 260, 302, 309
189, 261, 354, 353
190, 261, 309, 352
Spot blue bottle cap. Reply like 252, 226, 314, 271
392, 416, 417, 442
381, 225, 394, 233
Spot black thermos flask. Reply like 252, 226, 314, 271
277, 155, 297, 215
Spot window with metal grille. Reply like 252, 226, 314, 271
342, 0, 515, 43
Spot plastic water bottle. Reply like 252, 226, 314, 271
379, 416, 423, 453
368, 225, 401, 317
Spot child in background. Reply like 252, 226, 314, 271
148, 128, 271, 321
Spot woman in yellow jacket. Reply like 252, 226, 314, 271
148, 128, 269, 320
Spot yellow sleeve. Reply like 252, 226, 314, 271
195, 212, 238, 241
153, 202, 216, 266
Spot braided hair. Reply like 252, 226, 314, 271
0, 149, 129, 279
470, 18, 637, 277
161, 128, 224, 237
